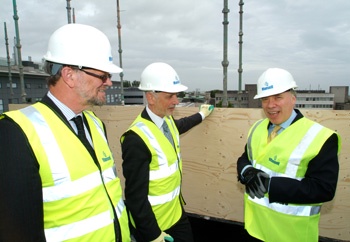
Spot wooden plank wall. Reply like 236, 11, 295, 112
9, 105, 350, 241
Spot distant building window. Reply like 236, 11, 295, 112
0, 99, 3, 113
125, 95, 143, 99
25, 83, 31, 89
7, 83, 17, 88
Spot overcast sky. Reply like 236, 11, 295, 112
1, 0, 349, 92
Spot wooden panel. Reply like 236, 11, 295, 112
8, 104, 350, 241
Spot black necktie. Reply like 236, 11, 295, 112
72, 116, 91, 148
162, 121, 174, 147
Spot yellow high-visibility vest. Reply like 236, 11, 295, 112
121, 115, 183, 231
245, 117, 340, 242
4, 103, 130, 242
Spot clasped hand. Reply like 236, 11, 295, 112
240, 167, 270, 199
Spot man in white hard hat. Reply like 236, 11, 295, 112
0, 24, 130, 241
237, 68, 340, 242
120, 62, 214, 242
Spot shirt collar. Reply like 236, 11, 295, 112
146, 106, 165, 129
47, 91, 78, 121
275, 109, 297, 130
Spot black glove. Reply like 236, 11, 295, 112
239, 167, 270, 199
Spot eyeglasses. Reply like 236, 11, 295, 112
80, 69, 112, 83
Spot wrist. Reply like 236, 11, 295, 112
238, 165, 253, 184
199, 111, 205, 120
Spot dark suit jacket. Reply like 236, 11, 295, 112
237, 109, 339, 204
121, 108, 202, 241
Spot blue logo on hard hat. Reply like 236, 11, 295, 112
109, 56, 113, 61
262, 82, 273, 91
173, 76, 180, 85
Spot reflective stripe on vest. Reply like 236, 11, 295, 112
284, 123, 323, 177
44, 198, 126, 242
6, 103, 130, 242
249, 196, 321, 216
148, 186, 181, 206
42, 168, 115, 202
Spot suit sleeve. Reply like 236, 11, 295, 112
237, 144, 252, 176
0, 117, 46, 241
121, 131, 162, 241
174, 112, 202, 134
269, 133, 339, 204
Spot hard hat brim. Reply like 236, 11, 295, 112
139, 83, 188, 93
254, 87, 297, 99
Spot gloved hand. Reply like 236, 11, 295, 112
151, 232, 174, 242
199, 104, 214, 119
239, 167, 270, 199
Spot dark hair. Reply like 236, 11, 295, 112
43, 61, 63, 87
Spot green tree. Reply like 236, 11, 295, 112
177, 92, 185, 98
210, 89, 220, 98
132, 80, 140, 87
123, 80, 131, 87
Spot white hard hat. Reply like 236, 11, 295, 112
43, 23, 122, 73
139, 62, 188, 93
254, 68, 298, 99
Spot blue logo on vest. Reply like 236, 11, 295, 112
269, 155, 280, 165
102, 151, 112, 162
